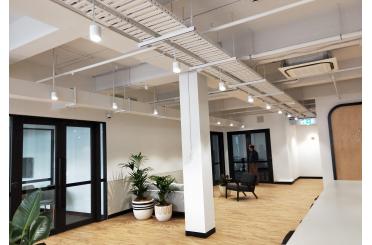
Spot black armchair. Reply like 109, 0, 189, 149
225, 173, 258, 201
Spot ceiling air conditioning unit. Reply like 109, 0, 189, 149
278, 52, 338, 79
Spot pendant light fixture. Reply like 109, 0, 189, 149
247, 95, 254, 103
153, 88, 158, 115
89, 0, 102, 43
112, 67, 118, 110
50, 49, 58, 101
218, 70, 226, 91
172, 49, 181, 74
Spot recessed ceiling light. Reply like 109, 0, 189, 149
153, 108, 159, 115
295, 117, 298, 121
266, 104, 271, 110
217, 121, 221, 125
278, 110, 283, 114
287, 114, 292, 118
229, 123, 234, 127
241, 125, 245, 129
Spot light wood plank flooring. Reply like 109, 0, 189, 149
43, 179, 322, 245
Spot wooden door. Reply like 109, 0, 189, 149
329, 103, 362, 180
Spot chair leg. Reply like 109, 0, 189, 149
237, 191, 239, 201
243, 192, 247, 197
253, 192, 258, 199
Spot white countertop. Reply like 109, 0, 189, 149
287, 180, 362, 245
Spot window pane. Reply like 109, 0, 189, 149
66, 127, 91, 183
66, 184, 91, 225
22, 124, 55, 190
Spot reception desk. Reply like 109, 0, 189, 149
288, 181, 362, 245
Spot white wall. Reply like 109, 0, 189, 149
10, 98, 183, 215
315, 92, 362, 186
291, 125, 323, 177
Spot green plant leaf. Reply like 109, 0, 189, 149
29, 216, 51, 244
11, 190, 42, 240
9, 222, 22, 244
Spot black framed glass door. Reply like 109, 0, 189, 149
10, 115, 107, 234
210, 132, 225, 185
227, 129, 273, 183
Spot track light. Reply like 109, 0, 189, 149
112, 102, 118, 110
247, 95, 254, 103
51, 91, 58, 101
217, 121, 221, 125
219, 81, 227, 91
172, 60, 181, 74
278, 110, 283, 114
266, 104, 271, 110
153, 108, 159, 115
89, 0, 102, 43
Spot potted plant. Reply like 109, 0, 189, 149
219, 174, 231, 197
150, 175, 175, 222
120, 152, 154, 220
9, 189, 52, 245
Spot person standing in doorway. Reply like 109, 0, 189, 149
248, 144, 259, 183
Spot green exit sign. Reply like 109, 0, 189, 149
298, 118, 316, 126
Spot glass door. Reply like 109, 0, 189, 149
247, 131, 273, 183
210, 132, 225, 185
64, 125, 93, 227
10, 116, 106, 234
227, 129, 273, 183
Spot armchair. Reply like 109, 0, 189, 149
225, 173, 258, 201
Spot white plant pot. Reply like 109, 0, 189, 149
219, 185, 231, 197
132, 198, 154, 220
154, 204, 172, 222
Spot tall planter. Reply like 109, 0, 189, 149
132, 199, 154, 220
120, 152, 153, 221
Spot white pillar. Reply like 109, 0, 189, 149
179, 71, 216, 237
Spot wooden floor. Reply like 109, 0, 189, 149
43, 179, 323, 245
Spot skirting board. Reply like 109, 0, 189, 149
108, 208, 133, 219
185, 228, 216, 238
274, 176, 322, 185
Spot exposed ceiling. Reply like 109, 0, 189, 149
9, 0, 362, 121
